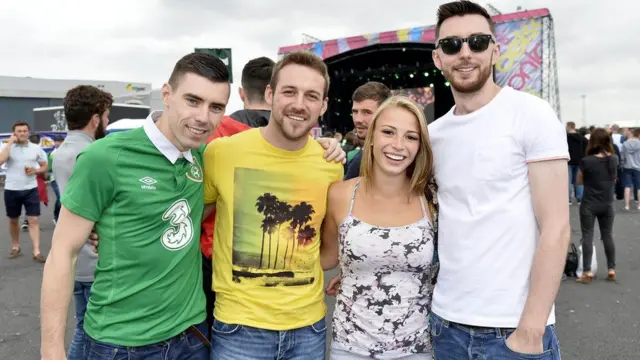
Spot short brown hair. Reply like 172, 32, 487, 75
435, 1, 495, 39
352, 82, 391, 105
12, 121, 30, 132
168, 52, 230, 89
64, 85, 114, 130
566, 121, 576, 130
360, 96, 433, 196
270, 51, 330, 97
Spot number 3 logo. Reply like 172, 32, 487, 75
161, 199, 194, 251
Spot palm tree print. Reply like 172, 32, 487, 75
255, 193, 278, 268
255, 193, 316, 270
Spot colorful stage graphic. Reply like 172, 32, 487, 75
278, 8, 551, 100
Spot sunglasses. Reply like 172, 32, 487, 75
436, 34, 495, 55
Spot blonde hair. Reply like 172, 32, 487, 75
359, 96, 433, 195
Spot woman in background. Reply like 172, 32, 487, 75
576, 128, 618, 283
321, 96, 438, 359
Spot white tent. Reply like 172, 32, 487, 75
106, 118, 146, 132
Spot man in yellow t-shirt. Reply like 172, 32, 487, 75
203, 51, 343, 360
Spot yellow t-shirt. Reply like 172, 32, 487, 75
203, 128, 343, 330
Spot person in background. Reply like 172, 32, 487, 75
48, 136, 63, 225
610, 124, 623, 150
585, 125, 595, 140
567, 121, 588, 205
0, 122, 48, 262
51, 84, 113, 360
621, 128, 640, 210
344, 82, 392, 180
576, 128, 618, 284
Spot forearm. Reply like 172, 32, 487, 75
40, 250, 77, 358
519, 224, 571, 330
320, 250, 338, 271
0, 147, 10, 164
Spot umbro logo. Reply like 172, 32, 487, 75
139, 176, 157, 190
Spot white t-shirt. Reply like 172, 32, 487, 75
429, 86, 569, 328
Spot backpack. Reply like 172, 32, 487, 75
565, 243, 579, 277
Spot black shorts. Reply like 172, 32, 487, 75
4, 188, 40, 218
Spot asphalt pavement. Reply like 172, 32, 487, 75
1, 187, 638, 359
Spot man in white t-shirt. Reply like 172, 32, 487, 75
427, 2, 569, 359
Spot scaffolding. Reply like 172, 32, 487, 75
542, 14, 562, 120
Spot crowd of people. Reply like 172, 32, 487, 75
0, 1, 600, 359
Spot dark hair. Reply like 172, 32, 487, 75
436, 1, 495, 39
270, 51, 330, 97
64, 85, 114, 131
168, 52, 230, 89
241, 57, 275, 104
586, 128, 614, 156
12, 121, 30, 132
29, 134, 40, 144
352, 82, 392, 105
578, 127, 588, 137
633, 128, 640, 138
566, 121, 576, 130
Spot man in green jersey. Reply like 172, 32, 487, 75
40, 52, 230, 360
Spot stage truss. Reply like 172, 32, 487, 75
542, 15, 561, 120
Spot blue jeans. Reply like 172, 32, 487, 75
430, 313, 561, 359
67, 280, 92, 360
51, 180, 61, 221
568, 165, 583, 202
210, 317, 326, 360
84, 321, 209, 360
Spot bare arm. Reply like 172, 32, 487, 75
0, 140, 14, 164
37, 160, 48, 174
320, 183, 342, 271
519, 159, 570, 334
41, 206, 96, 360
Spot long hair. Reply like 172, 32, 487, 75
586, 128, 614, 156
359, 96, 433, 195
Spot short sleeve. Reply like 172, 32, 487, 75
522, 100, 569, 163
203, 141, 218, 204
61, 144, 116, 222
37, 148, 48, 164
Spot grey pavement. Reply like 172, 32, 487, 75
1, 187, 639, 359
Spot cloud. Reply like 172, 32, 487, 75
0, 0, 636, 125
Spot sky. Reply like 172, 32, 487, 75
0, 0, 638, 127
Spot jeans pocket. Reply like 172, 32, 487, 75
309, 317, 327, 334
429, 314, 442, 338
184, 322, 208, 350
86, 341, 119, 360
502, 336, 553, 359
212, 319, 242, 335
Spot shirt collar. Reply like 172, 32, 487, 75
143, 111, 193, 164
66, 130, 95, 143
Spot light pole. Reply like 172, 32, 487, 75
581, 94, 587, 126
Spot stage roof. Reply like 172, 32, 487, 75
278, 8, 550, 60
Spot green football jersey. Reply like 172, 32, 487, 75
61, 127, 206, 346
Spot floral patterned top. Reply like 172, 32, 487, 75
331, 178, 439, 359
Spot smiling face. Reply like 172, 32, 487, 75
433, 14, 500, 94
162, 72, 230, 151
266, 63, 328, 142
371, 106, 421, 176
352, 99, 378, 140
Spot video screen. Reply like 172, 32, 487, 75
391, 86, 436, 124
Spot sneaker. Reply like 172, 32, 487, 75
20, 220, 28, 231
52, 218, 57, 226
